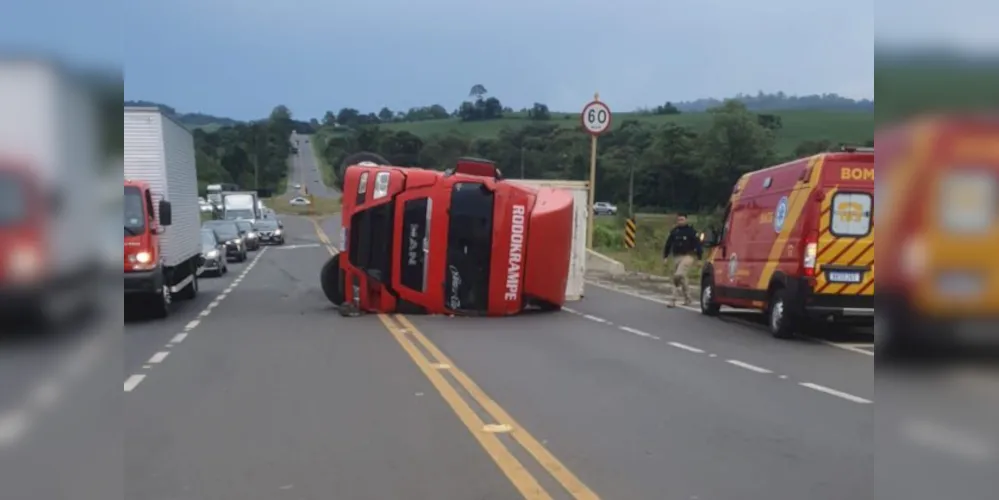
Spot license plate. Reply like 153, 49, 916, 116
827, 271, 862, 283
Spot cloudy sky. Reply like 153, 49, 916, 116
19, 0, 993, 121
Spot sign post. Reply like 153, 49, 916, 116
581, 93, 612, 249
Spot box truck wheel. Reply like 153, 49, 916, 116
175, 264, 199, 301
149, 280, 171, 319
321, 253, 345, 305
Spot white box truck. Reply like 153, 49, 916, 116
0, 58, 104, 324
510, 179, 589, 300
124, 106, 202, 318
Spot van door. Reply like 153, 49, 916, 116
814, 188, 874, 296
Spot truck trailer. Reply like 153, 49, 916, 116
124, 106, 202, 318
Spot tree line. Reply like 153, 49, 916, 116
189, 106, 296, 195
318, 99, 874, 213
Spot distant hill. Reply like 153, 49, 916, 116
124, 100, 241, 131
668, 92, 873, 113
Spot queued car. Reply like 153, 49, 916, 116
203, 220, 248, 262
234, 220, 260, 250
593, 201, 618, 215
254, 219, 285, 245
200, 228, 229, 276
289, 196, 311, 206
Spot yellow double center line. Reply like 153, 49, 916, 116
313, 221, 599, 499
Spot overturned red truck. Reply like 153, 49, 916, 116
320, 154, 577, 315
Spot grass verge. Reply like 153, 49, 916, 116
593, 213, 718, 281
310, 132, 338, 188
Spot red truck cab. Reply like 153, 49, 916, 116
321, 156, 574, 316
0, 162, 47, 303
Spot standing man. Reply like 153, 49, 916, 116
662, 213, 703, 307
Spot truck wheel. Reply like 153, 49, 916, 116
149, 284, 171, 319
699, 275, 721, 316
176, 268, 199, 300
320, 253, 345, 305
767, 287, 797, 339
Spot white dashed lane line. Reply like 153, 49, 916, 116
123, 248, 268, 394
585, 279, 875, 357
562, 303, 873, 405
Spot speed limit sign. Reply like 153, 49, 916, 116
581, 100, 612, 135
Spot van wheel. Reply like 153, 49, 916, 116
320, 253, 345, 305
767, 288, 796, 339
700, 275, 721, 316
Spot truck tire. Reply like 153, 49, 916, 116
175, 264, 199, 301
148, 281, 171, 319
320, 253, 345, 305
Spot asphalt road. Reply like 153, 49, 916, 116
288, 131, 337, 199
114, 215, 996, 499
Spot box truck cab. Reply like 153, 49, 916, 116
700, 147, 875, 338
124, 107, 203, 319
876, 115, 999, 357
0, 162, 48, 307
320, 154, 576, 316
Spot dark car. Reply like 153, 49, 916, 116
254, 219, 285, 245
203, 220, 247, 262
200, 228, 228, 276
235, 220, 260, 251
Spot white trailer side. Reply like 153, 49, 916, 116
510, 179, 588, 301
123, 107, 200, 268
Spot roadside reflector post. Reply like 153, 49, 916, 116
624, 218, 636, 249
581, 93, 612, 250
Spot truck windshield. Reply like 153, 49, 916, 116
445, 182, 494, 313
348, 202, 395, 284
225, 209, 255, 220
124, 186, 146, 235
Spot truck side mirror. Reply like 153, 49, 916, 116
159, 199, 173, 226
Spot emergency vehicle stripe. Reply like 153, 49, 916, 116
825, 242, 875, 294
754, 156, 825, 290
855, 278, 874, 295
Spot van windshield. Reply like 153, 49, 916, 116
445, 182, 495, 313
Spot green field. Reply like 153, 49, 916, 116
594, 213, 718, 279
379, 109, 873, 156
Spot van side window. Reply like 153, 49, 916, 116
831, 192, 872, 237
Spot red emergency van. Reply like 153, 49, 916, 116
700, 147, 875, 338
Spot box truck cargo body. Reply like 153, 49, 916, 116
0, 58, 103, 323
123, 106, 202, 318
510, 179, 588, 300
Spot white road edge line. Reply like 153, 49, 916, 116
124, 375, 146, 392
901, 420, 994, 461
170, 333, 188, 344
669, 342, 705, 354
0, 411, 28, 448
799, 382, 872, 404
586, 279, 874, 357
726, 359, 773, 374
583, 314, 608, 323
185, 320, 200, 330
